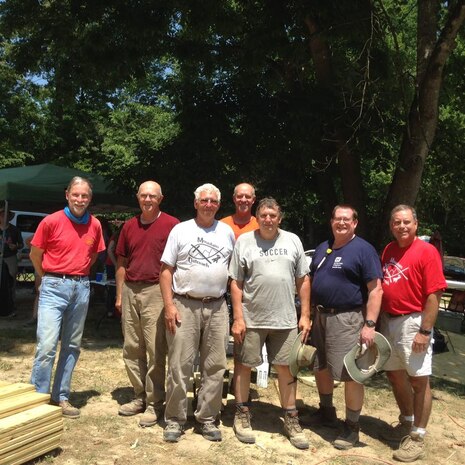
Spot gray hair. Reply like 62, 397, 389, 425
194, 183, 221, 202
67, 176, 93, 196
390, 204, 417, 221
256, 197, 283, 218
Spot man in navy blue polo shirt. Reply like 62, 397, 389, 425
306, 204, 383, 450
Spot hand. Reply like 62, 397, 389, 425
115, 296, 122, 315
165, 303, 181, 335
232, 318, 247, 344
412, 332, 430, 353
360, 325, 375, 347
298, 316, 312, 343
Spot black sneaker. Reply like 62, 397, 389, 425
300, 404, 338, 428
333, 419, 360, 450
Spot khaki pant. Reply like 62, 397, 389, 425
165, 295, 229, 425
122, 282, 166, 407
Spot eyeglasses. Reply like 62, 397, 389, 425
332, 217, 353, 223
139, 194, 159, 200
198, 198, 219, 205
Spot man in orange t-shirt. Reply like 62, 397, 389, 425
220, 183, 258, 239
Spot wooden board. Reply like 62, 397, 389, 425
0, 419, 62, 455
0, 402, 62, 465
0, 392, 50, 419
0, 384, 35, 401
0, 404, 62, 440
0, 433, 61, 465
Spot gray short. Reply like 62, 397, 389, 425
311, 308, 364, 381
235, 327, 298, 367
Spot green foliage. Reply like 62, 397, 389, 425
0, 0, 464, 251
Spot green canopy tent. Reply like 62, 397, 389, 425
0, 163, 136, 285
0, 163, 136, 213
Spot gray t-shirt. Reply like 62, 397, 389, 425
229, 229, 309, 329
161, 219, 235, 298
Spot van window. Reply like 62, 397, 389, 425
15, 215, 45, 234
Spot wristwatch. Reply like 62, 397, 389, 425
419, 328, 432, 335
365, 319, 376, 328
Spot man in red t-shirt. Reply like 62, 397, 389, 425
30, 176, 105, 419
115, 181, 179, 427
380, 204, 446, 463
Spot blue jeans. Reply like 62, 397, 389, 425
31, 275, 90, 401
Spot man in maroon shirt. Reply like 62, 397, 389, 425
116, 181, 179, 427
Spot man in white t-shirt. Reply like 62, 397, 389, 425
229, 197, 311, 449
160, 183, 235, 443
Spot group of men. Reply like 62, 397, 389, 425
26, 176, 444, 463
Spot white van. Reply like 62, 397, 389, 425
9, 210, 48, 271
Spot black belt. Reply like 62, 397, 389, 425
175, 293, 224, 303
313, 304, 360, 314
44, 272, 88, 281
385, 312, 409, 318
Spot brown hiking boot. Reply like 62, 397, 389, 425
333, 419, 360, 450
51, 400, 80, 419
139, 405, 159, 427
233, 408, 255, 444
300, 404, 338, 428
118, 398, 145, 416
380, 415, 413, 444
283, 412, 310, 450
392, 432, 425, 462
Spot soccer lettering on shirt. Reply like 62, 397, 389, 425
259, 247, 288, 257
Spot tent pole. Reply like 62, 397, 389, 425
0, 200, 9, 284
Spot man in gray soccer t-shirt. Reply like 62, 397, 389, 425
229, 197, 311, 450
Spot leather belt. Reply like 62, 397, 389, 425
385, 312, 408, 318
313, 304, 360, 314
44, 272, 88, 281
175, 293, 224, 303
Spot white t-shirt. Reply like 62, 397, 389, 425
229, 229, 309, 329
161, 219, 235, 298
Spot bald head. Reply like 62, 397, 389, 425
138, 181, 162, 197
232, 183, 256, 219
137, 181, 163, 220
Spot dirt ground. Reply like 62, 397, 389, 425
1, 283, 465, 465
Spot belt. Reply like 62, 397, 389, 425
385, 312, 409, 318
175, 293, 224, 303
313, 304, 360, 314
44, 272, 88, 281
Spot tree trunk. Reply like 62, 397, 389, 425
304, 14, 368, 236
377, 1, 465, 246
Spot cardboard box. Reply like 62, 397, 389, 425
436, 310, 465, 334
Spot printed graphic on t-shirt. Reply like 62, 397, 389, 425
383, 257, 410, 285
188, 237, 228, 267
332, 256, 343, 269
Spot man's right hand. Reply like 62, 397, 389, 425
165, 303, 181, 335
232, 318, 247, 344
114, 296, 122, 315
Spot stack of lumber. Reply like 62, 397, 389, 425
0, 382, 63, 465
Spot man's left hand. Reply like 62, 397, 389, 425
412, 332, 430, 353
360, 325, 375, 347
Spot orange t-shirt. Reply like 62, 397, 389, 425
220, 215, 259, 240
